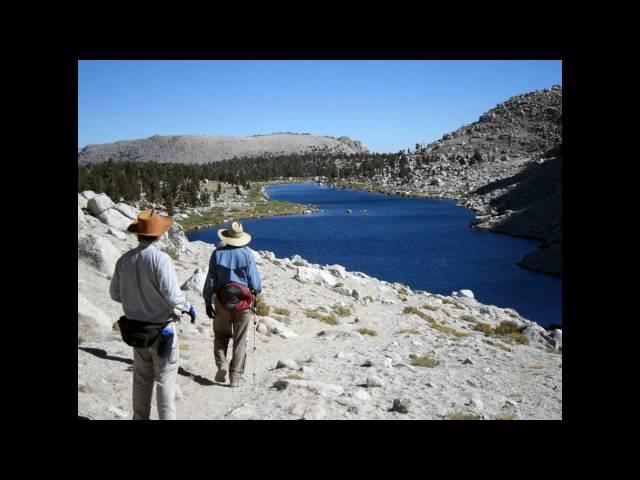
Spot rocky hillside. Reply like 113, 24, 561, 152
78, 133, 368, 165
78, 191, 562, 420
420, 85, 562, 162
339, 86, 563, 275
471, 144, 562, 274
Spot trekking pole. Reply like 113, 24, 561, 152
252, 294, 257, 387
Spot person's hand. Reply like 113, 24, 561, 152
182, 305, 197, 324
206, 304, 215, 319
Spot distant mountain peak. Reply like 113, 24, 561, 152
78, 133, 368, 165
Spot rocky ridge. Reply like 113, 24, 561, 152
78, 191, 562, 420
78, 133, 368, 165
337, 86, 562, 274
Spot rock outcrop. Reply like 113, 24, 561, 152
78, 234, 121, 276
78, 294, 113, 344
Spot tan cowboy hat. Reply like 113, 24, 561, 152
128, 209, 173, 236
218, 221, 251, 247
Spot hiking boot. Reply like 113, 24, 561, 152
229, 373, 242, 387
215, 368, 227, 383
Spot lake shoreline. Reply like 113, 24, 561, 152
187, 183, 561, 327
180, 181, 318, 233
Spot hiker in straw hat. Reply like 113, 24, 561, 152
110, 209, 196, 420
203, 221, 262, 387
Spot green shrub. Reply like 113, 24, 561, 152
334, 282, 344, 288
357, 328, 378, 336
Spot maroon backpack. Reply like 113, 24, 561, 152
216, 281, 254, 314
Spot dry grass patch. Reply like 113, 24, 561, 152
422, 303, 440, 311
162, 246, 179, 261
474, 322, 493, 335
320, 313, 339, 325
447, 411, 482, 420
404, 306, 467, 337
430, 322, 469, 338
272, 314, 291, 325
494, 320, 522, 335
78, 384, 92, 394
273, 307, 290, 316
398, 328, 421, 335
179, 343, 190, 351
254, 294, 270, 316
357, 328, 378, 336
495, 412, 518, 420
483, 339, 512, 352
278, 374, 304, 381
332, 305, 352, 317
500, 333, 530, 345
409, 354, 440, 368
305, 310, 339, 325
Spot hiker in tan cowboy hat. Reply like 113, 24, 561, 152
203, 221, 262, 387
110, 209, 196, 420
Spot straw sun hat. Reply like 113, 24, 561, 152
128, 209, 173, 236
218, 221, 251, 247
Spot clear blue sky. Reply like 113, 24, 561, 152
78, 60, 562, 153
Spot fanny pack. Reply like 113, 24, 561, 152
216, 281, 254, 314
117, 316, 169, 349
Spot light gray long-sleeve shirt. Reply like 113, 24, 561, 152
109, 240, 191, 324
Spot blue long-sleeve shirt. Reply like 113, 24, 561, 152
202, 245, 262, 306
110, 240, 191, 323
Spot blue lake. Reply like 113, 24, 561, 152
187, 183, 562, 327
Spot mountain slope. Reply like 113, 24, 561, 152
420, 84, 562, 162
78, 133, 368, 165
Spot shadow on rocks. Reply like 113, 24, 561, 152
78, 347, 216, 386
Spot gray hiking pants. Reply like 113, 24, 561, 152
132, 330, 179, 420
213, 296, 252, 375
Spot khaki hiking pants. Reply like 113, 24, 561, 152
213, 296, 252, 375
132, 329, 179, 420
